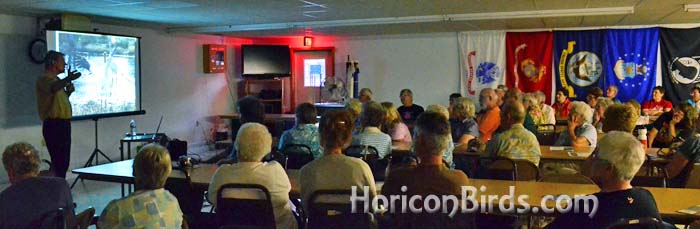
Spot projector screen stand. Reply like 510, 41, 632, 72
71, 118, 114, 189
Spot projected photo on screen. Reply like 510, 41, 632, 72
47, 30, 141, 119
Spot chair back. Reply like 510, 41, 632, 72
306, 190, 372, 229
536, 124, 557, 145
539, 173, 595, 184
29, 207, 67, 229
633, 161, 669, 188
604, 217, 665, 229
345, 145, 388, 181
484, 157, 540, 181
281, 144, 315, 169
686, 163, 700, 188
390, 205, 475, 229
216, 183, 276, 229
453, 153, 479, 177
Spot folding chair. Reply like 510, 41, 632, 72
280, 144, 314, 169
215, 183, 276, 229
306, 189, 372, 229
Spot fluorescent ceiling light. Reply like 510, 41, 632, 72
167, 6, 634, 34
685, 4, 700, 12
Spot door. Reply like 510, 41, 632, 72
292, 49, 334, 109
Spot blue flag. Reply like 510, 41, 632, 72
604, 28, 659, 103
554, 30, 606, 101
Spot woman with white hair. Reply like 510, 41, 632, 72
208, 123, 297, 229
534, 91, 556, 125
548, 131, 662, 228
99, 144, 183, 228
554, 101, 597, 147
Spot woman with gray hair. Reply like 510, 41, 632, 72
548, 131, 662, 228
208, 123, 297, 229
593, 97, 615, 131
449, 97, 479, 153
0, 142, 74, 228
99, 144, 183, 228
554, 101, 597, 147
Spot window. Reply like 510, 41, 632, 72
304, 59, 325, 87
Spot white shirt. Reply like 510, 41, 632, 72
541, 104, 556, 125
208, 161, 297, 229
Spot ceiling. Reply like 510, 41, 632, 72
2, 0, 700, 37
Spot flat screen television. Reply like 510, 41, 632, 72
242, 45, 291, 77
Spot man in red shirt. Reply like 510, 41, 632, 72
642, 86, 673, 116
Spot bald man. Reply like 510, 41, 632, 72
478, 88, 501, 142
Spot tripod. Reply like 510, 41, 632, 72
71, 118, 113, 188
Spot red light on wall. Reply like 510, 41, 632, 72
303, 36, 313, 47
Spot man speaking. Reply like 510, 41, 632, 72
35, 51, 82, 178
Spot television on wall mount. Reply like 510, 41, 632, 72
242, 45, 291, 78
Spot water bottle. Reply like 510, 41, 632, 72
130, 119, 137, 136
638, 128, 648, 151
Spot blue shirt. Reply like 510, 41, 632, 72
278, 124, 322, 159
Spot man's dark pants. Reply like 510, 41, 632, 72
42, 119, 71, 178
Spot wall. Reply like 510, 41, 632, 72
0, 13, 243, 184
247, 33, 461, 109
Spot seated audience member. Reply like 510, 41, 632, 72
648, 103, 697, 148
592, 98, 614, 131
602, 104, 639, 133
496, 85, 508, 107
279, 103, 322, 159
553, 88, 573, 120
300, 110, 376, 210
449, 97, 479, 153
555, 101, 597, 147
209, 123, 296, 229
449, 93, 462, 107
397, 89, 424, 129
642, 86, 673, 116
666, 137, 700, 188
0, 142, 74, 228
606, 85, 622, 104
477, 88, 501, 142
688, 86, 700, 111
502, 88, 537, 134
426, 104, 456, 166
486, 100, 541, 166
535, 91, 556, 125
359, 88, 373, 103
523, 93, 546, 126
226, 96, 266, 162
345, 99, 363, 133
237, 95, 265, 124
352, 101, 392, 158
586, 87, 604, 108
546, 131, 661, 229
99, 144, 183, 228
382, 112, 470, 226
381, 102, 412, 143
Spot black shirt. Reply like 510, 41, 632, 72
546, 188, 661, 229
397, 104, 424, 125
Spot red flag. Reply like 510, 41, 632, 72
506, 32, 554, 103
